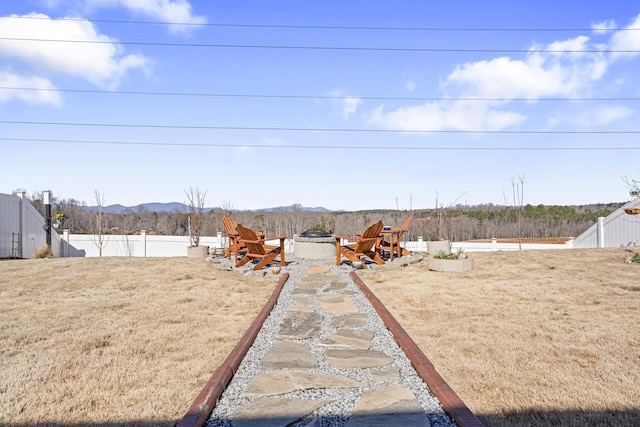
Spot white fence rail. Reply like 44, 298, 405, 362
62, 233, 570, 258
405, 238, 573, 253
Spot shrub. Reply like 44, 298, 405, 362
434, 248, 466, 260
34, 244, 53, 259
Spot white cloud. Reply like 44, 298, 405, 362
341, 97, 363, 120
329, 90, 363, 120
369, 101, 526, 132
609, 13, 640, 60
553, 105, 634, 127
369, 32, 621, 132
405, 81, 416, 92
448, 36, 608, 100
0, 13, 152, 89
0, 71, 62, 106
77, 0, 206, 34
591, 20, 617, 34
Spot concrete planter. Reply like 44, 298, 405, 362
427, 240, 451, 256
429, 257, 473, 272
186, 245, 209, 258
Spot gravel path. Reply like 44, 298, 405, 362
205, 257, 457, 427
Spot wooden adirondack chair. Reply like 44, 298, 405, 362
221, 215, 240, 260
221, 216, 264, 262
379, 212, 415, 260
335, 220, 385, 266
235, 223, 285, 270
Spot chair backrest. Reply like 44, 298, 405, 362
236, 223, 266, 255
355, 220, 384, 252
221, 215, 238, 234
400, 212, 415, 232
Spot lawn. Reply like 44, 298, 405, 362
0, 257, 277, 426
366, 247, 640, 426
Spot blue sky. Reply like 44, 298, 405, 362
2, 1, 640, 210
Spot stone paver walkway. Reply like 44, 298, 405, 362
206, 261, 455, 427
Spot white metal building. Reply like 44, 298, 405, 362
0, 192, 63, 258
572, 197, 640, 248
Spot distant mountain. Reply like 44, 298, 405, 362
85, 202, 188, 213
256, 206, 333, 213
86, 203, 333, 214
138, 202, 189, 212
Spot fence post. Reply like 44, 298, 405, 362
62, 229, 69, 257
565, 237, 574, 249
16, 191, 26, 258
597, 217, 605, 248
43, 190, 52, 249
141, 230, 147, 257
491, 237, 497, 251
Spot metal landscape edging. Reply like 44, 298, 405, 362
178, 272, 289, 427
351, 271, 485, 427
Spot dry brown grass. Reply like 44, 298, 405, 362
0, 257, 276, 426
366, 248, 640, 426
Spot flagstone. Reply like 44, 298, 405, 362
291, 287, 320, 295
232, 397, 332, 427
319, 329, 375, 349
330, 314, 368, 328
287, 304, 316, 313
279, 312, 323, 339
297, 280, 328, 289
346, 385, 428, 427
326, 281, 347, 291
287, 295, 316, 312
306, 265, 330, 275
317, 294, 358, 313
324, 349, 394, 369
241, 370, 363, 397
368, 366, 401, 382
261, 341, 318, 369
293, 296, 314, 305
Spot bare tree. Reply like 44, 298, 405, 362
510, 175, 526, 250
622, 175, 640, 197
185, 187, 207, 247
90, 190, 108, 256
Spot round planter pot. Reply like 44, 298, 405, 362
429, 257, 474, 272
187, 245, 209, 258
427, 240, 451, 256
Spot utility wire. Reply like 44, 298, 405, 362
2, 137, 639, 150
2, 15, 639, 32
1, 86, 639, 102
2, 120, 640, 134
0, 37, 635, 53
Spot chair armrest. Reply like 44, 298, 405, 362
333, 235, 354, 240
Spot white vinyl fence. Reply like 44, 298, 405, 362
61, 233, 571, 258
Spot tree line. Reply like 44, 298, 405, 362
22, 191, 623, 242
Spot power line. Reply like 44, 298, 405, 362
2, 86, 639, 102
2, 137, 639, 150
2, 120, 640, 134
2, 15, 639, 32
1, 37, 635, 53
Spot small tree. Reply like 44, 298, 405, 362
508, 175, 525, 251
90, 190, 108, 256
185, 187, 207, 247
623, 175, 640, 197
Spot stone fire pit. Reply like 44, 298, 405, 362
294, 229, 336, 259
